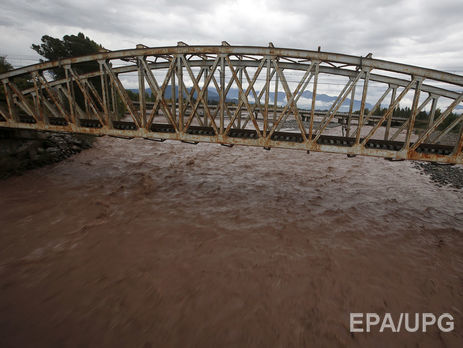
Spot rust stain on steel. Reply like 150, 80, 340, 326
2, 46, 463, 86
18, 61, 462, 100
1, 43, 462, 164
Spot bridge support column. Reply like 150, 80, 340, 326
2, 79, 19, 122
31, 72, 43, 123
4, 79, 41, 125
403, 78, 423, 149
64, 66, 76, 124
137, 55, 146, 129
203, 67, 208, 127
384, 85, 398, 140
264, 57, 270, 137
98, 61, 111, 128
428, 96, 438, 128
273, 67, 278, 125
455, 124, 463, 159
171, 58, 176, 126
309, 61, 319, 141
177, 55, 183, 132
84, 81, 90, 118
346, 79, 356, 137
220, 55, 225, 134
355, 69, 371, 145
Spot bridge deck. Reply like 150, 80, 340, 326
1, 116, 454, 159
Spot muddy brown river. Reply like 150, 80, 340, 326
0, 136, 462, 347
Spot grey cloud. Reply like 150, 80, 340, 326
0, 0, 462, 73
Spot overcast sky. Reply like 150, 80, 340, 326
1, 0, 463, 73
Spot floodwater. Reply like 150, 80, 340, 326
0, 135, 462, 347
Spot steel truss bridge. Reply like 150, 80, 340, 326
1, 42, 463, 164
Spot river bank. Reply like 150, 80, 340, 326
0, 128, 94, 179
413, 162, 463, 189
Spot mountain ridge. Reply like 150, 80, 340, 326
128, 86, 463, 112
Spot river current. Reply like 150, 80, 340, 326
0, 136, 462, 347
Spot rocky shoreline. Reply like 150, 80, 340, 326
413, 161, 463, 189
0, 129, 94, 179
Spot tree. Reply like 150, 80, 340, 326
126, 89, 138, 101
0, 56, 13, 74
32, 32, 103, 79
0, 56, 13, 105
31, 33, 105, 112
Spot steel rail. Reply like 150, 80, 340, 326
2, 45, 463, 86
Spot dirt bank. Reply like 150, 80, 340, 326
0, 128, 94, 179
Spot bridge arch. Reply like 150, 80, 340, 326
1, 43, 462, 163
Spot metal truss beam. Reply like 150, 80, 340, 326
1, 44, 463, 164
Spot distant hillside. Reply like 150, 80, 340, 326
129, 86, 375, 112
265, 90, 374, 111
